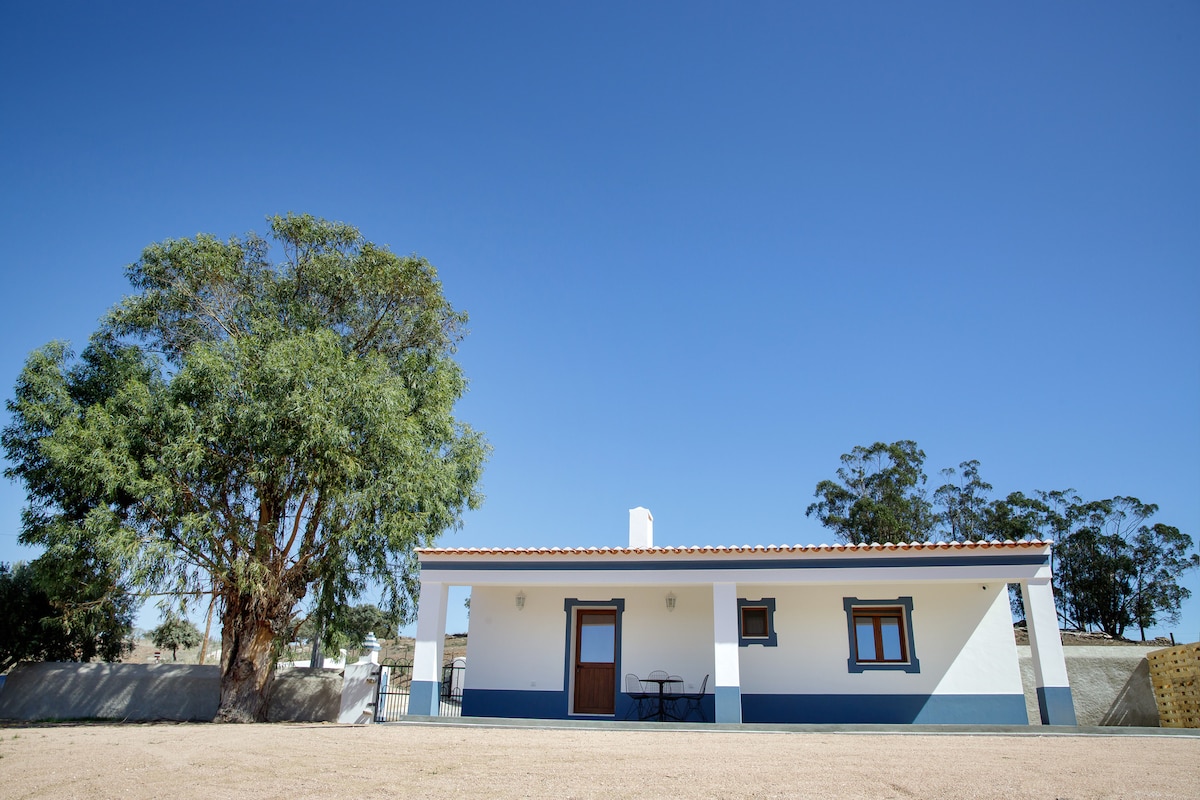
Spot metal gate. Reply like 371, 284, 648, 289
375, 660, 464, 721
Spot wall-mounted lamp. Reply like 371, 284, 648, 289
666, 592, 677, 612
516, 591, 526, 611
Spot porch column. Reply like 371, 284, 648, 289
1021, 578, 1076, 725
408, 580, 448, 716
712, 581, 742, 723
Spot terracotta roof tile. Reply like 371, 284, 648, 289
418, 540, 1050, 556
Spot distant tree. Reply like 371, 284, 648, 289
339, 604, 397, 646
979, 491, 1049, 542
292, 602, 398, 653
1044, 495, 1197, 638
3, 214, 488, 721
1130, 524, 1198, 640
933, 460, 993, 541
151, 614, 202, 660
0, 560, 135, 672
806, 440, 933, 544
0, 561, 56, 672
974, 490, 1059, 616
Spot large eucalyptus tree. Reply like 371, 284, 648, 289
805, 440, 934, 544
4, 214, 488, 721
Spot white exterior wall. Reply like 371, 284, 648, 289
738, 582, 1022, 697
466, 585, 715, 694
619, 586, 713, 692
465, 581, 1019, 698
466, 586, 568, 692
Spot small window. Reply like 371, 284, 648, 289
742, 606, 769, 638
843, 597, 919, 673
737, 597, 777, 647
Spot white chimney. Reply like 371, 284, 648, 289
629, 507, 653, 548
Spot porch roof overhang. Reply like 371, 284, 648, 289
416, 540, 1053, 587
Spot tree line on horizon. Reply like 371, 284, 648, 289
806, 440, 1199, 641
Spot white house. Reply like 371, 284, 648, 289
407, 508, 1077, 725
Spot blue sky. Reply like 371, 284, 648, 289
2, 2, 1197, 641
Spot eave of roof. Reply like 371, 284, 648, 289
417, 540, 1050, 557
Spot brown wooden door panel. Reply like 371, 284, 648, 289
574, 664, 615, 713
573, 609, 616, 715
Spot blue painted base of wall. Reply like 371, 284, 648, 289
1036, 686, 1077, 726
740, 693, 1029, 724
463, 689, 567, 719
409, 680, 441, 716
714, 686, 741, 723
461, 689, 1021, 724
462, 689, 716, 722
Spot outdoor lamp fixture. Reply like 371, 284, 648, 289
666, 592, 676, 612
516, 591, 526, 611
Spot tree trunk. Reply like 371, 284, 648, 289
309, 618, 324, 669
215, 587, 283, 723
198, 588, 217, 665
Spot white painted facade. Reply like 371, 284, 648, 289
407, 508, 1076, 725
735, 582, 1022, 697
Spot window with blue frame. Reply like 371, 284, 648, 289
843, 597, 919, 673
737, 597, 777, 647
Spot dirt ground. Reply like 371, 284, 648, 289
1, 722, 1197, 799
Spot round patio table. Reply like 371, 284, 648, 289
642, 675, 683, 721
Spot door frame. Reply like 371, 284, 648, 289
563, 598, 625, 716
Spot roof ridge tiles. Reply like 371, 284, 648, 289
415, 539, 1050, 555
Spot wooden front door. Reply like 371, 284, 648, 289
573, 609, 616, 714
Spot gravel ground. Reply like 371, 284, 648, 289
2, 722, 1197, 799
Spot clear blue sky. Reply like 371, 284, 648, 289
2, 2, 1196, 641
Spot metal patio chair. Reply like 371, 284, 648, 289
624, 673, 654, 720
662, 674, 686, 720
676, 674, 709, 722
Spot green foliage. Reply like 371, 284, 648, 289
1049, 495, 1199, 638
150, 615, 202, 660
1131, 523, 1196, 639
3, 214, 488, 720
805, 440, 933, 544
978, 491, 1049, 542
290, 602, 399, 653
808, 443, 1197, 638
0, 560, 135, 672
933, 460, 993, 542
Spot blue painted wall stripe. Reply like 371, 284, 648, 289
422, 553, 1048, 573
714, 686, 742, 723
460, 688, 1028, 725
1036, 686, 1077, 726
463, 688, 567, 719
740, 693, 1029, 725
462, 688, 715, 722
408, 680, 441, 716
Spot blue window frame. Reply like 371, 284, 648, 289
737, 597, 777, 647
843, 596, 919, 673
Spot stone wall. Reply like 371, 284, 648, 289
269, 668, 343, 722
1018, 645, 1161, 726
0, 662, 341, 723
